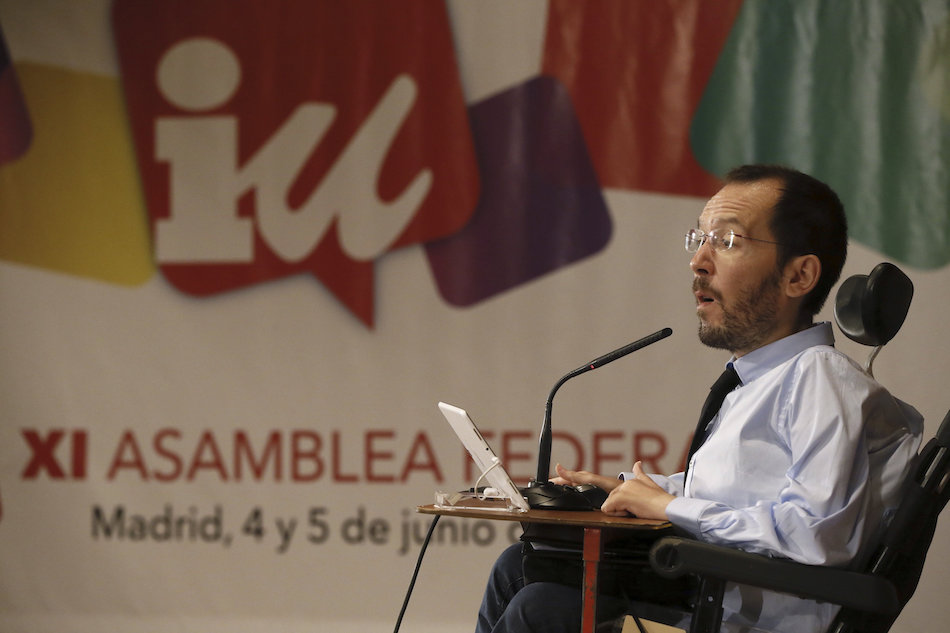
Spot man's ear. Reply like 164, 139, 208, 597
783, 254, 821, 299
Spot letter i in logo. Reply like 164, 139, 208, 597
21, 429, 89, 480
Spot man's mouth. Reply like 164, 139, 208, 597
693, 281, 721, 309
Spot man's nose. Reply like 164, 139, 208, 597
690, 241, 714, 275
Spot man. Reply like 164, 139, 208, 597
475, 165, 923, 633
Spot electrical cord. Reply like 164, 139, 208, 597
393, 514, 440, 633
629, 609, 648, 633
474, 459, 501, 500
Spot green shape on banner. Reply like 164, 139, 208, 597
691, 0, 950, 270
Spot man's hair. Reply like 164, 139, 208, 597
724, 164, 848, 321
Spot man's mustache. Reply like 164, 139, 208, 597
693, 278, 722, 302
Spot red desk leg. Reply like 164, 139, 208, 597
581, 526, 603, 633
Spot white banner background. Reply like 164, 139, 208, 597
0, 2, 948, 632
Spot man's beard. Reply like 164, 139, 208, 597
696, 269, 783, 353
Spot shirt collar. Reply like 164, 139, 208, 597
730, 322, 835, 385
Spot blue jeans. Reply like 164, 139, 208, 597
475, 543, 637, 633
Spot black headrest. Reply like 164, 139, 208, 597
834, 263, 913, 347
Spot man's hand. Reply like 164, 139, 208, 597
601, 461, 675, 520
551, 463, 621, 492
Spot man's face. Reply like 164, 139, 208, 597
690, 179, 788, 357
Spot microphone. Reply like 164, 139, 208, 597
531, 327, 673, 486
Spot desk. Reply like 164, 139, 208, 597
418, 502, 670, 633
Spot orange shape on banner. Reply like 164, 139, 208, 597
0, 62, 153, 285
542, 0, 744, 197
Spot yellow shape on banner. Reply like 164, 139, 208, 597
0, 62, 153, 285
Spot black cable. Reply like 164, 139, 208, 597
393, 514, 440, 633
629, 610, 648, 633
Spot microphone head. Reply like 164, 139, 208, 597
587, 327, 672, 370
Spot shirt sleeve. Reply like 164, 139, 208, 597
619, 471, 684, 496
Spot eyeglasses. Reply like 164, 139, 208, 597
684, 228, 785, 253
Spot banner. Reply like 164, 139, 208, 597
0, 2, 947, 632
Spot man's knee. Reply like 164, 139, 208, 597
488, 543, 524, 586
501, 582, 583, 633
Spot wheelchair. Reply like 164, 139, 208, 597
642, 263, 949, 633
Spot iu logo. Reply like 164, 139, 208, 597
112, 1, 479, 327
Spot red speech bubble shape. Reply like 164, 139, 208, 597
113, 0, 479, 327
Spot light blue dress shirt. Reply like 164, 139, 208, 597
623, 322, 923, 633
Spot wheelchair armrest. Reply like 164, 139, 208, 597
649, 536, 900, 615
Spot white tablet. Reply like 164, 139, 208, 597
438, 402, 530, 512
